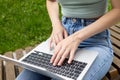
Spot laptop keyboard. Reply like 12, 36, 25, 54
22, 50, 87, 80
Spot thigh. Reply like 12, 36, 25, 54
16, 69, 51, 80
82, 46, 113, 80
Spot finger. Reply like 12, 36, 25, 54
58, 33, 63, 41
50, 51, 58, 63
58, 49, 69, 66
53, 47, 65, 66
53, 36, 57, 47
54, 34, 59, 44
68, 49, 75, 64
50, 45, 61, 63
64, 30, 68, 38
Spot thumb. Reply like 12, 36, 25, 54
64, 30, 68, 38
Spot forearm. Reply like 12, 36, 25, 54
74, 8, 120, 42
46, 0, 62, 27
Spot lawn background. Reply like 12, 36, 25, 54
0, 0, 112, 54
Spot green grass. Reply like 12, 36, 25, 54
0, 0, 51, 54
108, 0, 112, 11
0, 0, 112, 54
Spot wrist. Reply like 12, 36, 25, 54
52, 20, 62, 27
52, 24, 63, 30
73, 32, 83, 43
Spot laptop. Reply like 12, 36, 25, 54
0, 39, 98, 80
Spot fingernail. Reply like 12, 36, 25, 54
68, 61, 71, 64
50, 60, 52, 63
58, 63, 61, 66
53, 63, 56, 66
50, 61, 52, 63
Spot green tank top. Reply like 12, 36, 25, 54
57, 0, 107, 18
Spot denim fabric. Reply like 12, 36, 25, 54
16, 16, 113, 80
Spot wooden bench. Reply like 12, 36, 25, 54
0, 47, 33, 80
103, 23, 120, 80
0, 24, 120, 80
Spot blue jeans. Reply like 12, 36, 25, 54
16, 16, 113, 80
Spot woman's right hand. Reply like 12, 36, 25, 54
49, 25, 68, 48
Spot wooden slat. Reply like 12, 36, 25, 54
110, 36, 120, 47
110, 30, 120, 40
107, 66, 119, 80
115, 23, 120, 28
113, 75, 120, 80
4, 52, 16, 80
113, 56, 120, 72
112, 45, 120, 58
14, 49, 24, 60
14, 49, 24, 77
102, 76, 109, 80
0, 60, 3, 80
110, 26, 120, 34
25, 46, 33, 53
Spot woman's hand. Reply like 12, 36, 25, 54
50, 34, 80, 66
49, 25, 68, 48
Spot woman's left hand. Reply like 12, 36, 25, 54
50, 34, 80, 66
